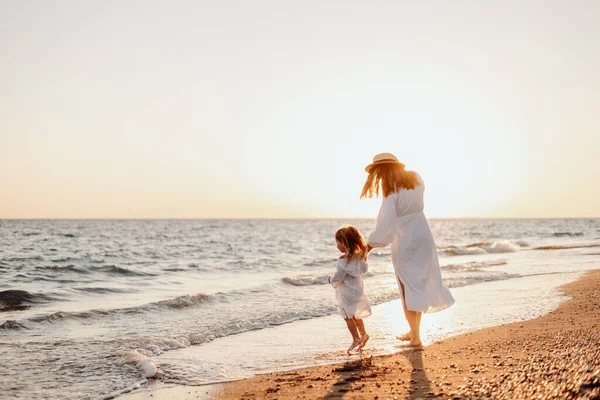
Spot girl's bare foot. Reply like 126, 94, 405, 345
408, 338, 422, 347
347, 338, 361, 355
358, 333, 370, 350
396, 332, 411, 341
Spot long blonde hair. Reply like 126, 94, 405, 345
360, 163, 419, 199
335, 225, 368, 261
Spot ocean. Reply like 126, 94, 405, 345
1, 218, 600, 399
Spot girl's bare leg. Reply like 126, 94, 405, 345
398, 280, 422, 346
345, 318, 361, 354
354, 318, 369, 350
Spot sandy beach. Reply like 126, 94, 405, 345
121, 269, 600, 400
213, 270, 600, 399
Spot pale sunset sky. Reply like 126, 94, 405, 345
1, 1, 598, 219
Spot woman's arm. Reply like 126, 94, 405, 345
367, 194, 397, 248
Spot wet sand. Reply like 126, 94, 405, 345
220, 270, 600, 399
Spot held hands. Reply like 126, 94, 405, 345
361, 244, 372, 260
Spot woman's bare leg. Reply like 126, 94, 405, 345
345, 318, 361, 354
354, 318, 369, 349
396, 279, 412, 341
399, 280, 422, 346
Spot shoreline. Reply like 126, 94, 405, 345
220, 269, 600, 398
120, 269, 600, 399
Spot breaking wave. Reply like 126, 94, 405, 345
2, 291, 216, 328
438, 240, 528, 256
155, 293, 212, 309
282, 274, 330, 286
1, 320, 29, 330
441, 260, 508, 272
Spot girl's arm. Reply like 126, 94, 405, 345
329, 265, 346, 289
360, 259, 368, 274
368, 194, 397, 248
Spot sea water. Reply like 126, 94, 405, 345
1, 219, 599, 399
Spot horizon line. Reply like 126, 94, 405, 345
1, 216, 599, 221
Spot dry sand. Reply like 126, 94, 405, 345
220, 270, 600, 399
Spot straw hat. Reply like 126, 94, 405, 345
365, 153, 405, 172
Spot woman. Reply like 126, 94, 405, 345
363, 153, 454, 347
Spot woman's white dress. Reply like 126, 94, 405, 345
330, 257, 372, 319
368, 175, 454, 313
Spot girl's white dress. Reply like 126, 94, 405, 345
330, 257, 372, 319
368, 175, 455, 313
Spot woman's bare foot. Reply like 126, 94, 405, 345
358, 334, 370, 350
396, 332, 411, 341
395, 339, 423, 349
347, 338, 361, 355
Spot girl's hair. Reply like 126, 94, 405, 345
335, 225, 368, 261
360, 163, 419, 199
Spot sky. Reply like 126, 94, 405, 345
1, 0, 599, 219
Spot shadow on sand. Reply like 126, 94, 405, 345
323, 354, 374, 399
323, 347, 432, 399
398, 346, 433, 399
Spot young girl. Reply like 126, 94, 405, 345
329, 225, 371, 354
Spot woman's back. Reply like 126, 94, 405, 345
392, 175, 425, 217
